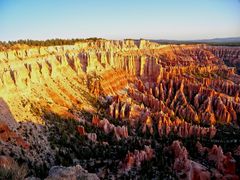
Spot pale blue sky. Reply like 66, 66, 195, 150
0, 0, 240, 41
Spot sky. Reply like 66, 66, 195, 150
0, 0, 240, 41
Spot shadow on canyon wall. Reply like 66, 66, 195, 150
0, 97, 17, 128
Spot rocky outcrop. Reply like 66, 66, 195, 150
91, 116, 128, 140
76, 125, 86, 135
76, 125, 97, 142
45, 165, 99, 180
95, 118, 128, 140
0, 122, 29, 149
196, 141, 239, 179
158, 117, 216, 138
109, 100, 131, 120
171, 140, 211, 180
171, 140, 239, 180
100, 70, 135, 95
86, 133, 97, 142
119, 146, 154, 172
0, 121, 56, 176
208, 145, 237, 176
208, 46, 240, 73
128, 72, 240, 126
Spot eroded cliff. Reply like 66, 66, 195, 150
1, 39, 240, 126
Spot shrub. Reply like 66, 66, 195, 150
0, 161, 28, 180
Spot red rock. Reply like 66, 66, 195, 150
171, 141, 211, 180
76, 125, 85, 135
0, 122, 30, 149
209, 125, 217, 139
92, 115, 100, 126
208, 145, 237, 175
196, 141, 208, 156
98, 118, 128, 140
121, 146, 154, 172
223, 152, 236, 174
86, 133, 97, 142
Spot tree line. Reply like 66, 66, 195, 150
0, 37, 103, 50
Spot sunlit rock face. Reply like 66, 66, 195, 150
1, 39, 240, 179
0, 39, 240, 126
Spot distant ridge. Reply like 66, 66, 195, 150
192, 37, 240, 43
149, 37, 240, 46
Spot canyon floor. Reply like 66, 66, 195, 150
0, 39, 240, 179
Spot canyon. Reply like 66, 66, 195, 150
0, 39, 240, 179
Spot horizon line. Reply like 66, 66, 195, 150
1, 36, 240, 42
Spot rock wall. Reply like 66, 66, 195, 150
0, 39, 240, 126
